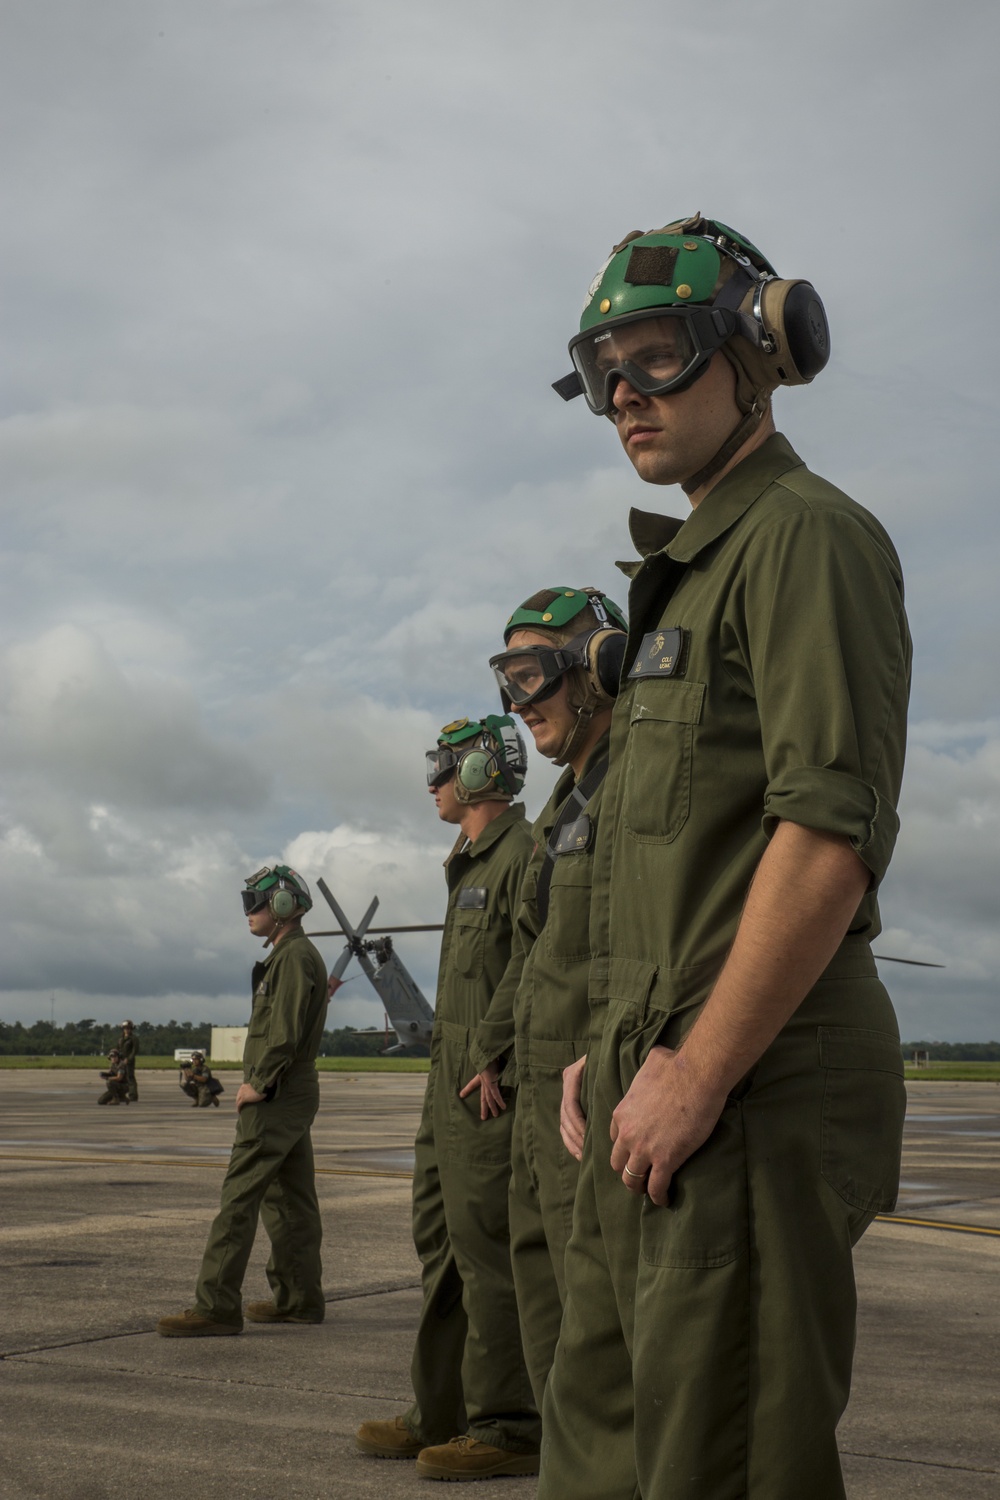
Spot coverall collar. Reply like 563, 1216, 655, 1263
624, 432, 804, 568
445, 801, 527, 867
260, 921, 308, 968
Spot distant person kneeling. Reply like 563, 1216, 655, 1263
96, 1049, 130, 1106
179, 1050, 224, 1108
157, 865, 329, 1337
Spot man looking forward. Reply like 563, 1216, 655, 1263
356, 715, 540, 1482
540, 214, 911, 1499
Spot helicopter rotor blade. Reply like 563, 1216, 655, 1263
873, 954, 945, 968
308, 924, 444, 936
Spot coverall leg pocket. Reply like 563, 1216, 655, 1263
819, 1026, 906, 1228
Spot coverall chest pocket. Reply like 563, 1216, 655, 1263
451, 909, 490, 979
624, 680, 705, 844
247, 993, 272, 1039
545, 858, 593, 962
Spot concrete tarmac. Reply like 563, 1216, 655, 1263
0, 1069, 997, 1499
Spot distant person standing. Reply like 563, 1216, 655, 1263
118, 1019, 139, 1102
96, 1049, 130, 1106
157, 865, 328, 1337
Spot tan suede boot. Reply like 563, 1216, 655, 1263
415, 1436, 540, 1481
355, 1416, 425, 1459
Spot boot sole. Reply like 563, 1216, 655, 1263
245, 1314, 324, 1324
356, 1442, 422, 1459
414, 1456, 540, 1481
157, 1323, 242, 1337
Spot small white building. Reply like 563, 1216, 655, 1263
210, 1026, 249, 1062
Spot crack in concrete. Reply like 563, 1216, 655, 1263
842, 1448, 999, 1475
0, 1282, 421, 1360
1, 1351, 411, 1402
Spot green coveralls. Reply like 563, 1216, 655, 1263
194, 924, 328, 1326
539, 435, 911, 1500
97, 1060, 130, 1105
469, 731, 610, 1407
118, 1029, 139, 1101
404, 802, 540, 1454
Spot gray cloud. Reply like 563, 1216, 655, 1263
0, 0, 996, 1035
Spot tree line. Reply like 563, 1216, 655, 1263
0, 1018, 389, 1058
5, 1020, 999, 1063
901, 1040, 1000, 1061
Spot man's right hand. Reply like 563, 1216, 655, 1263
459, 1060, 506, 1120
560, 1054, 587, 1160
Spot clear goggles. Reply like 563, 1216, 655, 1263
489, 633, 589, 708
568, 306, 737, 416
426, 747, 461, 788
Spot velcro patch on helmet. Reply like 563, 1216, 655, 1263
625, 245, 679, 287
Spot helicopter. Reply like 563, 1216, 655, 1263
309, 872, 943, 1058
310, 879, 442, 1055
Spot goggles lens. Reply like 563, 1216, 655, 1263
426, 747, 459, 788
489, 644, 575, 707
241, 887, 271, 915
569, 308, 734, 416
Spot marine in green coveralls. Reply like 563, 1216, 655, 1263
96, 1049, 130, 1105
356, 716, 540, 1482
118, 1019, 139, 1102
539, 215, 911, 1499
157, 864, 329, 1336
460, 586, 626, 1406
180, 1050, 222, 1108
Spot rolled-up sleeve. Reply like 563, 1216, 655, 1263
740, 505, 911, 886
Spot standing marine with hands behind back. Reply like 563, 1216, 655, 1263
539, 214, 911, 1500
158, 864, 329, 1337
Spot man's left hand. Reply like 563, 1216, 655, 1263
236, 1083, 267, 1113
609, 1046, 727, 1206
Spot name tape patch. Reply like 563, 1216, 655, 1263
552, 815, 594, 856
456, 886, 488, 910
628, 628, 688, 680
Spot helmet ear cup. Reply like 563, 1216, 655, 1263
456, 747, 497, 794
583, 628, 627, 705
269, 886, 298, 920
592, 629, 627, 698
755, 279, 830, 385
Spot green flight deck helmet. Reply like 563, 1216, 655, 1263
426, 714, 528, 805
553, 212, 830, 491
241, 864, 313, 920
490, 586, 628, 767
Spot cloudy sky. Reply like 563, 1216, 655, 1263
1, 0, 997, 1041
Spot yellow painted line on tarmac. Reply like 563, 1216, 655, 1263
0, 1151, 413, 1180
876, 1214, 1000, 1238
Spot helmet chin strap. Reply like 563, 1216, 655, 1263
554, 704, 596, 769
681, 396, 768, 497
